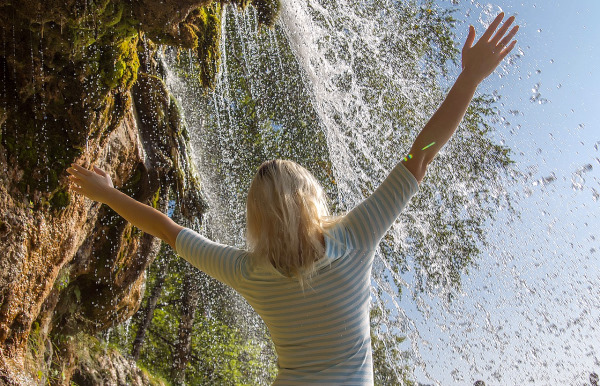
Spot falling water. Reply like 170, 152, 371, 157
162, 1, 599, 384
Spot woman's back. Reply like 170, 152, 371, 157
238, 221, 373, 383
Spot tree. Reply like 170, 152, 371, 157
131, 245, 169, 361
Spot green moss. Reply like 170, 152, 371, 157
99, 34, 140, 91
116, 225, 135, 269
49, 187, 71, 211
25, 321, 46, 378
194, 4, 222, 89
1, 110, 83, 195
54, 268, 71, 292
2, 0, 275, 202
151, 186, 161, 209
136, 362, 172, 386
154, 4, 223, 90
0, 104, 6, 128
99, 2, 125, 28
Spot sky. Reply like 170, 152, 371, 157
407, 1, 600, 384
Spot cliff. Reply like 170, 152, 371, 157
0, 0, 278, 383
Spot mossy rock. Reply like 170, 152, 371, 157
49, 188, 71, 211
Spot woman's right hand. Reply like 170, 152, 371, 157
67, 164, 114, 203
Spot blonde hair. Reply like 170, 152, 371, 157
246, 160, 331, 286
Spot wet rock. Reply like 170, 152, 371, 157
0, 0, 277, 382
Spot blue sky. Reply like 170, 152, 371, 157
408, 1, 600, 384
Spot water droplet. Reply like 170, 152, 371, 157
557, 83, 562, 89
571, 164, 593, 190
550, 59, 554, 64
537, 28, 542, 33
533, 173, 556, 187
577, 123, 585, 130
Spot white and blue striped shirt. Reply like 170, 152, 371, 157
176, 162, 418, 385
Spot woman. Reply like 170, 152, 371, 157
68, 13, 517, 384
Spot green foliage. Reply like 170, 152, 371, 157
108, 246, 275, 384
370, 304, 414, 385
184, 316, 273, 384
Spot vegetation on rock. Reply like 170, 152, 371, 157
0, 0, 278, 383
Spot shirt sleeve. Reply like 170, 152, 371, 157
341, 162, 419, 250
175, 228, 246, 289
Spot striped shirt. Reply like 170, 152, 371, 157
176, 162, 419, 385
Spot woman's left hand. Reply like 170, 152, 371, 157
461, 12, 519, 85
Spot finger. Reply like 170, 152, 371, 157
497, 25, 519, 48
67, 167, 84, 178
499, 40, 517, 61
68, 175, 82, 183
71, 163, 92, 176
491, 15, 515, 44
481, 12, 505, 42
463, 25, 476, 50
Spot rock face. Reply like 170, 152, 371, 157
70, 334, 167, 386
0, 0, 278, 383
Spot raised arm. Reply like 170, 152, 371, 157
402, 12, 519, 183
67, 164, 183, 249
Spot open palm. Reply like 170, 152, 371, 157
462, 12, 519, 84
